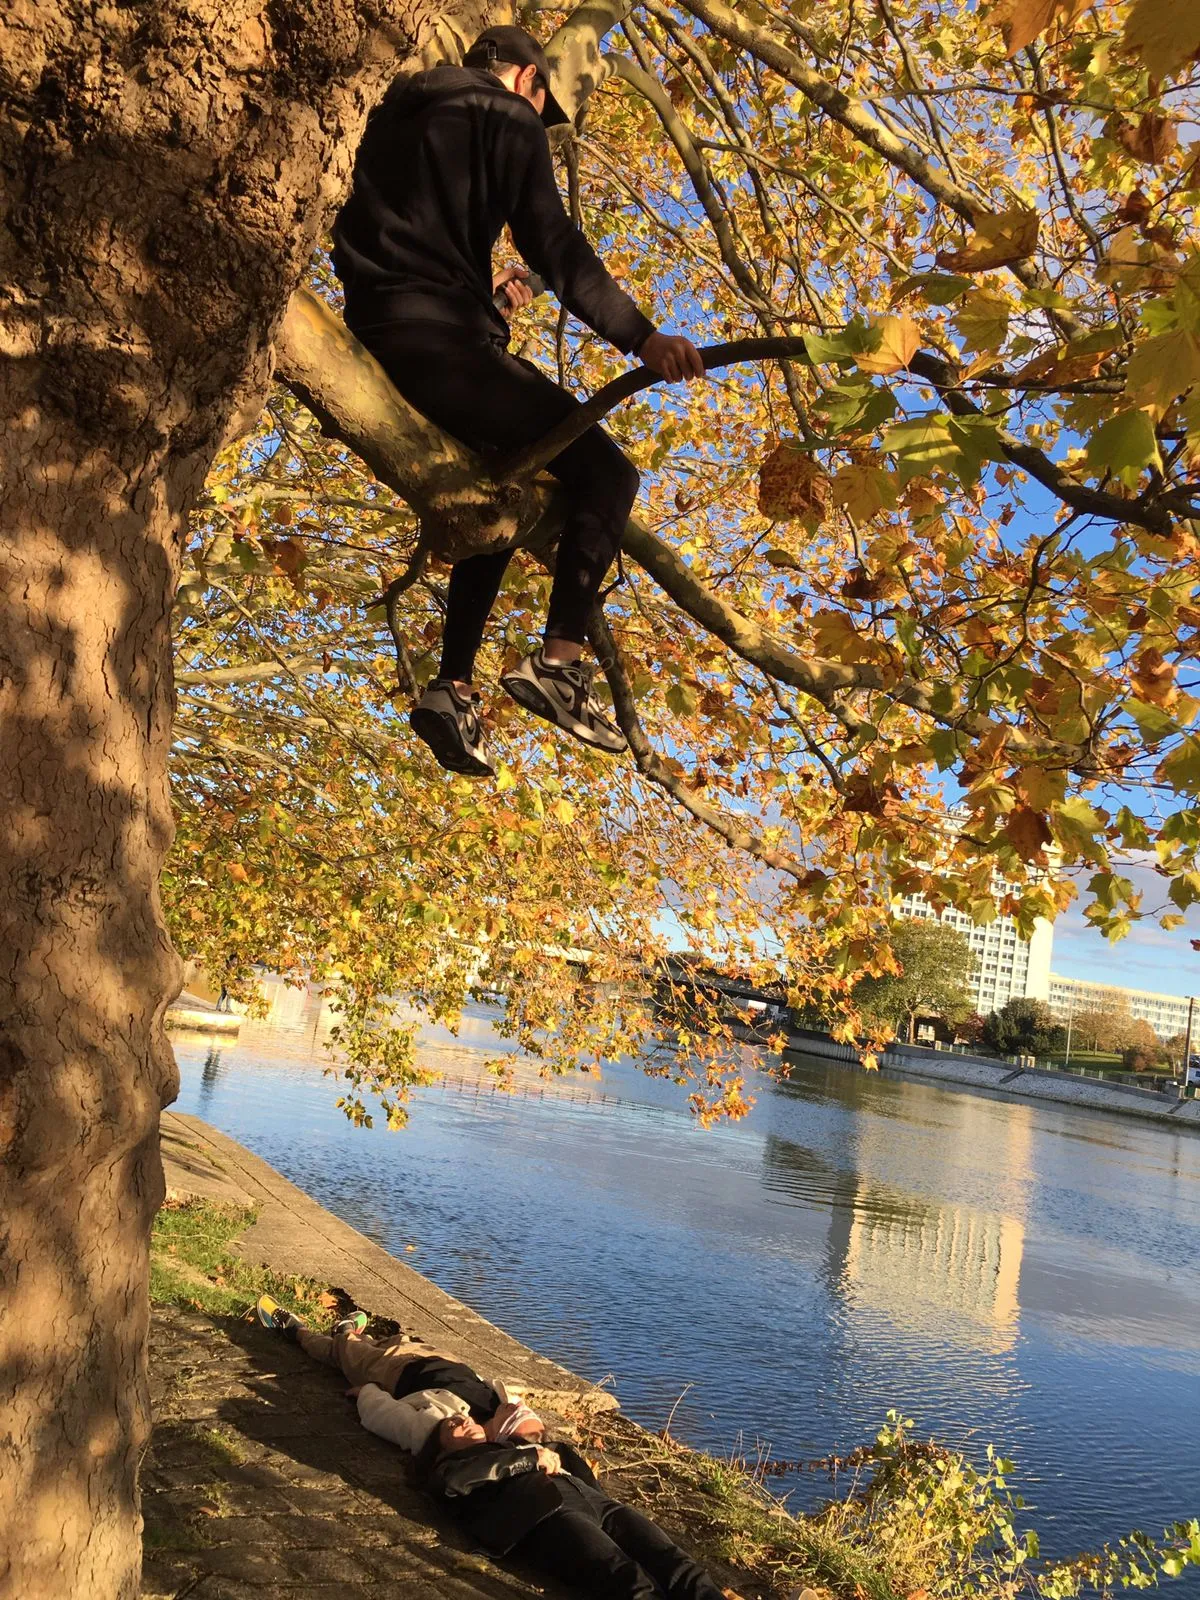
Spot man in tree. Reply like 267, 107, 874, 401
331, 24, 704, 777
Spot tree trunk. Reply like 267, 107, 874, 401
0, 0, 494, 1592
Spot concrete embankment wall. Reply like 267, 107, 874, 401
783, 1030, 1200, 1132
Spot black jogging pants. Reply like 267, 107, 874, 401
357, 321, 640, 685
514, 1478, 726, 1600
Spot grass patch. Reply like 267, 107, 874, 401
188, 1424, 247, 1469
592, 1415, 897, 1600
150, 1197, 337, 1326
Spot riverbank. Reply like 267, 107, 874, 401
148, 1114, 890, 1600
782, 1028, 1200, 1132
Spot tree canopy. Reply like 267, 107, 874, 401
852, 917, 976, 1041
170, 0, 1200, 1125
982, 996, 1062, 1055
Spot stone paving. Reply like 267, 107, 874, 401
141, 1300, 551, 1599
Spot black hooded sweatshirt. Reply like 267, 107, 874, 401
332, 64, 656, 355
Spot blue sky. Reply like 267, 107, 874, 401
1049, 858, 1200, 999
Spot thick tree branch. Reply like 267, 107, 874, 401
544, 0, 633, 120
274, 291, 1103, 764
177, 654, 343, 687
275, 289, 538, 561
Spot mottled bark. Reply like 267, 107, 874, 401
0, 0, 496, 1594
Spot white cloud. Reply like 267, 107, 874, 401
1051, 857, 1200, 999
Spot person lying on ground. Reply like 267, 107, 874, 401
331, 23, 705, 778
416, 1413, 731, 1600
256, 1294, 544, 1451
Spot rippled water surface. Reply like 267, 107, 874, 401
172, 992, 1200, 1570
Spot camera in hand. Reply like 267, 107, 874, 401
492, 272, 548, 310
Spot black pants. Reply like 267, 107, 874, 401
516, 1479, 726, 1600
356, 321, 641, 685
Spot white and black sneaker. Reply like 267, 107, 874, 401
500, 650, 627, 755
410, 680, 496, 777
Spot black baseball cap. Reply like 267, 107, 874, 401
463, 25, 571, 128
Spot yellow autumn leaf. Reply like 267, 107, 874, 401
935, 207, 1039, 272
854, 314, 921, 376
1121, 0, 1200, 83
829, 463, 898, 522
1124, 330, 1200, 419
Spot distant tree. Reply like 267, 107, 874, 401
1071, 1000, 1140, 1053
855, 919, 975, 1044
1123, 1043, 1162, 1073
956, 1012, 987, 1047
983, 998, 1060, 1057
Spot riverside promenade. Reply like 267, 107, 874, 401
783, 1030, 1200, 1131
144, 1114, 747, 1600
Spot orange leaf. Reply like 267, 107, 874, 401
1004, 805, 1052, 863
854, 314, 920, 376
990, 0, 1092, 55
841, 566, 890, 602
1116, 187, 1152, 225
936, 208, 1039, 272
1131, 647, 1177, 708
1116, 113, 1179, 166
758, 444, 829, 521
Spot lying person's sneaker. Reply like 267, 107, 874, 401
500, 650, 627, 754
256, 1294, 304, 1342
333, 1310, 369, 1337
410, 680, 496, 777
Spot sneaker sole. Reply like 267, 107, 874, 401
410, 707, 495, 777
500, 673, 627, 755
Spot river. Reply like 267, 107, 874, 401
170, 992, 1200, 1575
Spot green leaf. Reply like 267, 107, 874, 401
1088, 871, 1135, 912
881, 413, 960, 479
666, 682, 698, 717
891, 271, 973, 306
1158, 737, 1200, 794
946, 414, 1006, 486
803, 330, 861, 365
1126, 697, 1178, 740
928, 728, 961, 769
1052, 795, 1106, 848
1167, 871, 1200, 911
1114, 805, 1152, 849
1085, 408, 1162, 487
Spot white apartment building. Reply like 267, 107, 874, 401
896, 887, 1055, 1016
1047, 974, 1192, 1040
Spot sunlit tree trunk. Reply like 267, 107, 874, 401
0, 1, 494, 1591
